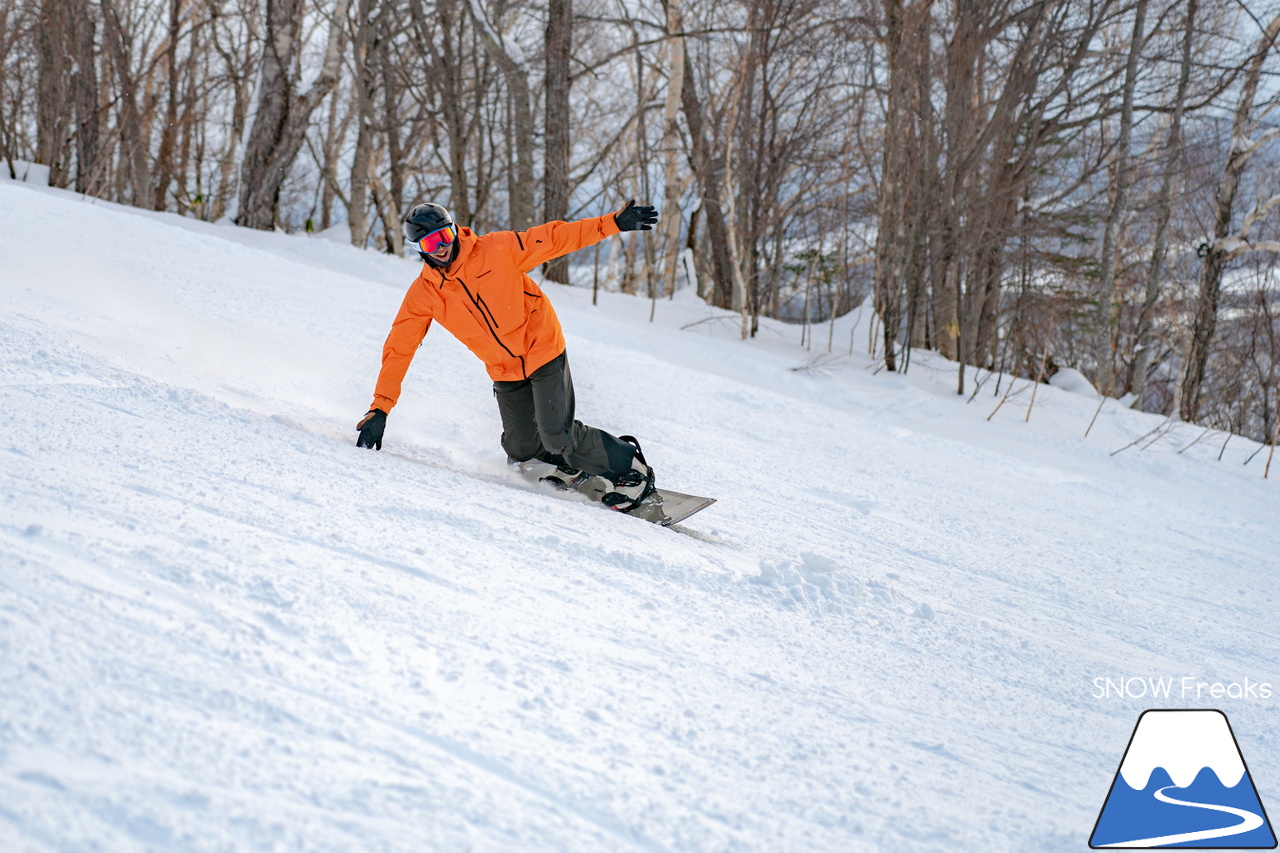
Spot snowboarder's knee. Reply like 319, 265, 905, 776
501, 431, 541, 463
539, 429, 575, 461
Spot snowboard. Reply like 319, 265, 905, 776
515, 461, 716, 527
627, 488, 717, 527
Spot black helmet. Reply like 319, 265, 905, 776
402, 202, 458, 266
402, 202, 454, 244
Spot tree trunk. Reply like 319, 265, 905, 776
35, 0, 71, 187
102, 0, 150, 206
208, 7, 254, 223
411, 0, 474, 226
719, 39, 752, 336
542, 0, 572, 282
318, 79, 348, 230
1091, 0, 1147, 396
379, 28, 405, 240
348, 0, 376, 246
1180, 11, 1280, 421
1130, 0, 1194, 409
656, 0, 686, 301
69, 0, 101, 195
931, 0, 971, 365
371, 163, 402, 253
152, 0, 182, 210
874, 0, 925, 370
465, 0, 534, 229
680, 57, 734, 309
237, 0, 349, 230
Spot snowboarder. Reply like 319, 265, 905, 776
356, 200, 660, 512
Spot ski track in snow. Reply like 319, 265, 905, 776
1, 181, 1278, 852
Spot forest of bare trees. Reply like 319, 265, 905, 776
2, 0, 1279, 445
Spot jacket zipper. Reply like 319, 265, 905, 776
475, 293, 501, 329
455, 276, 527, 379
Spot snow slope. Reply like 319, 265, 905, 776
2, 181, 1278, 852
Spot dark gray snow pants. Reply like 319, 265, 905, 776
493, 351, 637, 478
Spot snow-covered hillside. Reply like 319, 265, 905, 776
2, 180, 1278, 852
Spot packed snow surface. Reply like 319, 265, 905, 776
2, 181, 1278, 852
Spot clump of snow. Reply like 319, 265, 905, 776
749, 551, 867, 613
1049, 366, 1098, 396
0, 159, 50, 185
314, 221, 352, 244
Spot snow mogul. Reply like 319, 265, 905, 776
355, 200, 660, 512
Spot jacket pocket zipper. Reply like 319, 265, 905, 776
458, 279, 525, 377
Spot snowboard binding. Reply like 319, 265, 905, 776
513, 457, 593, 492
601, 436, 656, 513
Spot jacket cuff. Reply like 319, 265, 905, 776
600, 212, 622, 239
370, 396, 395, 414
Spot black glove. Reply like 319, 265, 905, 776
356, 409, 387, 450
614, 199, 658, 232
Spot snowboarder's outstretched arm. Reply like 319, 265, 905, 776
357, 285, 432, 449
508, 200, 657, 274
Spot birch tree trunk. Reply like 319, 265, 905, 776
318, 82, 349, 230
69, 0, 101, 195
719, 47, 751, 336
1130, 0, 1195, 409
412, 0, 474, 226
237, 0, 349, 231
873, 0, 917, 371
680, 57, 735, 309
152, 0, 183, 210
542, 0, 572, 282
348, 0, 377, 247
1091, 0, 1147, 396
466, 0, 534, 229
657, 0, 685, 301
102, 0, 150, 206
34, 0, 71, 187
379, 32, 405, 236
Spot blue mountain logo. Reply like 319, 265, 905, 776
1091, 709, 1276, 848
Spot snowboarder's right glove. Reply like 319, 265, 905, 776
356, 408, 387, 450
614, 199, 658, 232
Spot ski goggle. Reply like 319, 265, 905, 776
414, 225, 456, 254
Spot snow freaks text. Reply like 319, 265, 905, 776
1092, 677, 1273, 701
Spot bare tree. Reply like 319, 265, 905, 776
348, 0, 378, 246
655, 0, 686, 304
34, 0, 71, 186
1130, 0, 1196, 409
1092, 0, 1148, 396
465, 0, 534, 230
0, 0, 21, 178
680, 42, 735, 309
102, 0, 153, 205
67, 0, 102, 195
542, 0, 572, 282
237, 0, 349, 230
1180, 9, 1280, 421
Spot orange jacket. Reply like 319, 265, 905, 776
370, 212, 621, 413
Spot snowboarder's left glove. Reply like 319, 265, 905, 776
356, 409, 387, 450
614, 199, 658, 232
